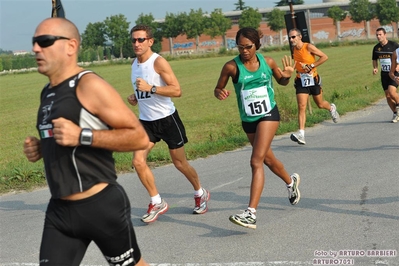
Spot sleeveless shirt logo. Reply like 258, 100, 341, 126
261, 72, 267, 79
39, 101, 54, 138
69, 79, 75, 88
42, 101, 54, 124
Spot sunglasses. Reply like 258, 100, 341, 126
289, 35, 299, 39
237, 44, 254, 50
32, 35, 70, 48
131, 37, 149, 44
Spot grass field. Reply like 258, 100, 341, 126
0, 44, 384, 193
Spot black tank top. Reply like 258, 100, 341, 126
36, 71, 118, 199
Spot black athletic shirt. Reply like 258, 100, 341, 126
36, 71, 118, 199
372, 40, 399, 73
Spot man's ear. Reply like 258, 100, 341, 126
67, 38, 79, 56
148, 38, 154, 47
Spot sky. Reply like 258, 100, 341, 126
0, 0, 322, 52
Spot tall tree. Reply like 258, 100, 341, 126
104, 14, 130, 58
182, 9, 207, 52
376, 0, 399, 38
162, 12, 185, 54
204, 8, 232, 48
238, 7, 262, 29
275, 0, 304, 6
81, 22, 106, 49
327, 6, 347, 40
348, 0, 375, 38
266, 8, 286, 44
81, 22, 106, 61
234, 0, 247, 11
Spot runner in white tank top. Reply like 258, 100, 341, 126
127, 24, 210, 223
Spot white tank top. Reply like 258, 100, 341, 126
131, 53, 175, 121
396, 48, 399, 63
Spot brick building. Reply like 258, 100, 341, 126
159, 0, 399, 54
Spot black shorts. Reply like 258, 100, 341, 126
140, 110, 188, 149
40, 184, 142, 266
381, 72, 398, 90
242, 105, 280, 134
294, 74, 322, 95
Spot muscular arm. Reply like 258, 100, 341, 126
57, 73, 149, 152
214, 60, 235, 100
134, 56, 181, 97
307, 43, 328, 67
389, 51, 398, 82
153, 56, 181, 97
372, 59, 379, 75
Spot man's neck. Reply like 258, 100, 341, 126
137, 51, 154, 64
49, 65, 83, 88
380, 39, 388, 46
295, 42, 304, 50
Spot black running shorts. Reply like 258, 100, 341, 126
140, 109, 188, 149
294, 74, 322, 95
39, 184, 142, 265
241, 105, 280, 134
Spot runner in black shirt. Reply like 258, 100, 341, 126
372, 27, 399, 122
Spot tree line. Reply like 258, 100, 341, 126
1, 0, 398, 71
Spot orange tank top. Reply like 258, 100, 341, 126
293, 43, 317, 77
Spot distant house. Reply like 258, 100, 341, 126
13, 50, 31, 56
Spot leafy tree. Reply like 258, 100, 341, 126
81, 22, 106, 49
234, 0, 247, 11
376, 0, 399, 37
0, 48, 13, 55
266, 8, 286, 45
327, 6, 347, 40
104, 14, 130, 58
348, 0, 375, 37
1, 55, 13, 70
181, 9, 207, 52
135, 13, 162, 53
275, 0, 304, 6
266, 8, 285, 32
238, 7, 262, 29
204, 8, 232, 49
81, 22, 106, 60
162, 12, 185, 54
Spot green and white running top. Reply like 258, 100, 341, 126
233, 53, 276, 123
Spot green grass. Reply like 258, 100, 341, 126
0, 44, 383, 194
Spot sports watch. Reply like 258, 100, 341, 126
80, 128, 93, 146
150, 86, 157, 94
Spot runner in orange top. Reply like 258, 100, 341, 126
288, 28, 339, 145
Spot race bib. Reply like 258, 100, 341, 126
241, 86, 271, 116
380, 58, 391, 72
300, 73, 315, 87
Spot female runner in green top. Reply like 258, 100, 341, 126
213, 27, 301, 229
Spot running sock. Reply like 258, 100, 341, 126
299, 129, 305, 137
247, 207, 256, 214
151, 194, 162, 205
194, 188, 203, 197
287, 178, 294, 188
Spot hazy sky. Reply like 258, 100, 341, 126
0, 0, 322, 51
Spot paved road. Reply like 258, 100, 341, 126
1, 99, 398, 266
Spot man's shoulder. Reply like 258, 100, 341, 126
388, 40, 399, 48
372, 43, 381, 51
